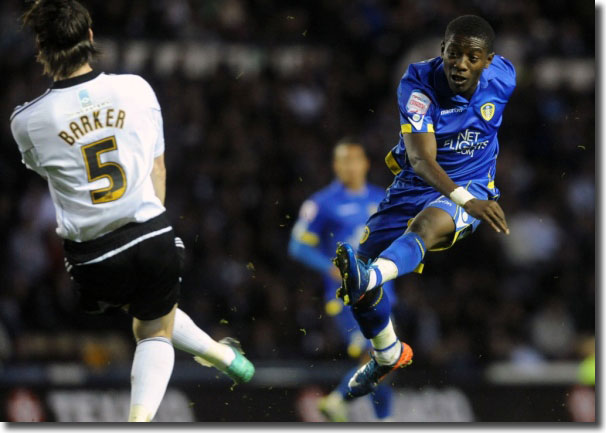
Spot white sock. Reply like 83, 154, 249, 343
172, 308, 235, 368
370, 321, 401, 366
128, 337, 174, 422
367, 269, 378, 291
366, 258, 398, 292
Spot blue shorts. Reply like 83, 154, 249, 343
357, 177, 500, 261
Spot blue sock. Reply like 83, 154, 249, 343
370, 383, 393, 420
352, 286, 391, 339
379, 232, 425, 276
337, 366, 360, 401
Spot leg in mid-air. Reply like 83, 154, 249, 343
125, 238, 254, 423
126, 236, 254, 423
334, 206, 456, 397
129, 307, 255, 422
66, 229, 254, 422
172, 307, 255, 384
169, 239, 254, 384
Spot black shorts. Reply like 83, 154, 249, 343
63, 213, 183, 321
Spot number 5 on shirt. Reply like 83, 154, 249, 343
81, 136, 127, 204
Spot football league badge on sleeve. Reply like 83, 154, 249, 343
480, 103, 495, 121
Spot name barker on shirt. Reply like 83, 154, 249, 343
389, 55, 516, 182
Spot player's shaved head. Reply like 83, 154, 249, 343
22, 0, 99, 79
445, 15, 495, 53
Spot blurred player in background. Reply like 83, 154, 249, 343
289, 138, 395, 422
10, 0, 254, 422
334, 15, 516, 397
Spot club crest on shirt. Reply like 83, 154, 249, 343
480, 102, 495, 121
406, 91, 431, 115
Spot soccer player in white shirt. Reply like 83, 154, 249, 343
10, 0, 254, 422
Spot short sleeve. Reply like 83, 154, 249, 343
152, 108, 165, 157
494, 55, 517, 100
132, 75, 165, 157
10, 110, 33, 154
397, 68, 436, 135
291, 199, 325, 247
131, 75, 161, 111
10, 112, 47, 178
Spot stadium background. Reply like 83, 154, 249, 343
0, 0, 595, 422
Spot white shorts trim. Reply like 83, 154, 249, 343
77, 226, 173, 265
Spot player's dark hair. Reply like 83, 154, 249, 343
333, 136, 367, 158
445, 15, 495, 53
22, 0, 99, 78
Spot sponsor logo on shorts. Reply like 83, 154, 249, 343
455, 209, 472, 230
430, 197, 453, 208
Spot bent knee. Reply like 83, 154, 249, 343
133, 327, 172, 342
407, 209, 455, 249
132, 303, 177, 341
133, 321, 172, 341
407, 217, 436, 246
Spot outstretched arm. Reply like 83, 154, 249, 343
288, 238, 342, 281
288, 238, 332, 273
404, 132, 509, 234
289, 198, 342, 280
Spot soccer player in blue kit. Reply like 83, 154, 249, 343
334, 15, 515, 398
289, 138, 396, 421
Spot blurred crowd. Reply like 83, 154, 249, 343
0, 0, 594, 378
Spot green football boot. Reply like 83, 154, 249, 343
194, 337, 255, 384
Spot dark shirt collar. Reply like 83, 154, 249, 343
51, 70, 102, 89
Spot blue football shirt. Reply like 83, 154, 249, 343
385, 55, 516, 185
292, 180, 385, 260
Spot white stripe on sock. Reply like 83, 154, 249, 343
370, 320, 401, 365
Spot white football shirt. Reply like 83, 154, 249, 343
10, 71, 166, 241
